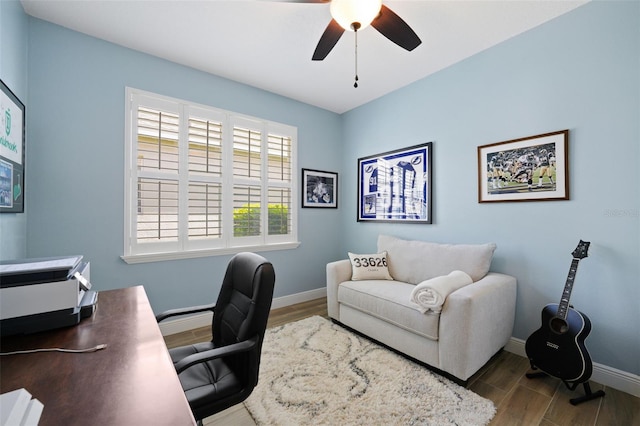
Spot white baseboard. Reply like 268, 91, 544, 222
160, 289, 638, 398
270, 287, 326, 310
158, 287, 327, 337
505, 337, 640, 398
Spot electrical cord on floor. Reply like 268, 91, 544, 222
0, 344, 107, 355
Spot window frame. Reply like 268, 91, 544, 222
122, 87, 299, 264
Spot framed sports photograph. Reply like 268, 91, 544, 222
357, 142, 432, 223
478, 130, 569, 203
0, 79, 26, 213
302, 168, 338, 208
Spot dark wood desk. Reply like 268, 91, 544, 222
1, 286, 196, 425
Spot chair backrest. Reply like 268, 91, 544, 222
212, 252, 275, 386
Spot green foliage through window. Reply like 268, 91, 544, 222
233, 203, 289, 236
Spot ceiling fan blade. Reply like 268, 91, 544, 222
371, 5, 422, 52
312, 19, 345, 61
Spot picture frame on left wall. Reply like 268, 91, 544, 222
0, 79, 26, 213
302, 168, 338, 208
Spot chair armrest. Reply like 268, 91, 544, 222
156, 302, 217, 323
326, 259, 352, 320
173, 335, 260, 374
438, 272, 517, 381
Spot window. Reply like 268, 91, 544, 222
123, 88, 298, 263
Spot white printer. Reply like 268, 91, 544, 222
0, 256, 98, 336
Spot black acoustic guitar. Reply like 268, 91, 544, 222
525, 240, 593, 383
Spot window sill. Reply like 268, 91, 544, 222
121, 241, 301, 264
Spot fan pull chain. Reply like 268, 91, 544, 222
354, 28, 359, 88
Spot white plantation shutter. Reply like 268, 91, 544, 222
268, 188, 291, 236
187, 112, 224, 245
137, 178, 179, 242
231, 120, 263, 243
268, 134, 292, 182
137, 108, 180, 172
233, 185, 262, 237
233, 126, 262, 179
267, 133, 293, 237
130, 100, 182, 254
124, 88, 298, 262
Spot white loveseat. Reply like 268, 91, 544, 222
326, 235, 517, 384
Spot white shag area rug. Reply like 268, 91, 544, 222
244, 316, 495, 425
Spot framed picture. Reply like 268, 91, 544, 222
302, 168, 338, 208
357, 142, 432, 223
0, 79, 26, 213
478, 130, 569, 203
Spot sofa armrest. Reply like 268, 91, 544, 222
438, 272, 517, 381
326, 259, 352, 320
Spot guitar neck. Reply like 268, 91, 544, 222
557, 258, 580, 319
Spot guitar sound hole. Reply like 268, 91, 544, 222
549, 317, 568, 334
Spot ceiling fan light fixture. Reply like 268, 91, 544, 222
330, 0, 382, 32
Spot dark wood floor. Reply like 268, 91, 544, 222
164, 298, 639, 425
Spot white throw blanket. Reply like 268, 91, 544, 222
410, 270, 473, 313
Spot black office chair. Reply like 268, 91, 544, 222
156, 252, 275, 425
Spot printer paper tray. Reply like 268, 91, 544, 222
0, 291, 98, 336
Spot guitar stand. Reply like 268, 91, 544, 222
526, 370, 605, 405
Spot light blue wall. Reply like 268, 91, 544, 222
340, 1, 639, 375
0, 0, 28, 260
25, 18, 343, 313
15, 0, 640, 376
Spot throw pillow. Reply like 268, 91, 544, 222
348, 251, 394, 281
377, 234, 496, 284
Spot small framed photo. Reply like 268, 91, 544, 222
302, 168, 338, 208
357, 142, 432, 223
478, 130, 569, 203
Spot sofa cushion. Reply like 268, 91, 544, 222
378, 234, 496, 284
338, 280, 440, 340
348, 251, 393, 281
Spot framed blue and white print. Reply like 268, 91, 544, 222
357, 142, 432, 223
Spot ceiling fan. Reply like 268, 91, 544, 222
307, 0, 422, 61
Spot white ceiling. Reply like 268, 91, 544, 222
21, 0, 588, 113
